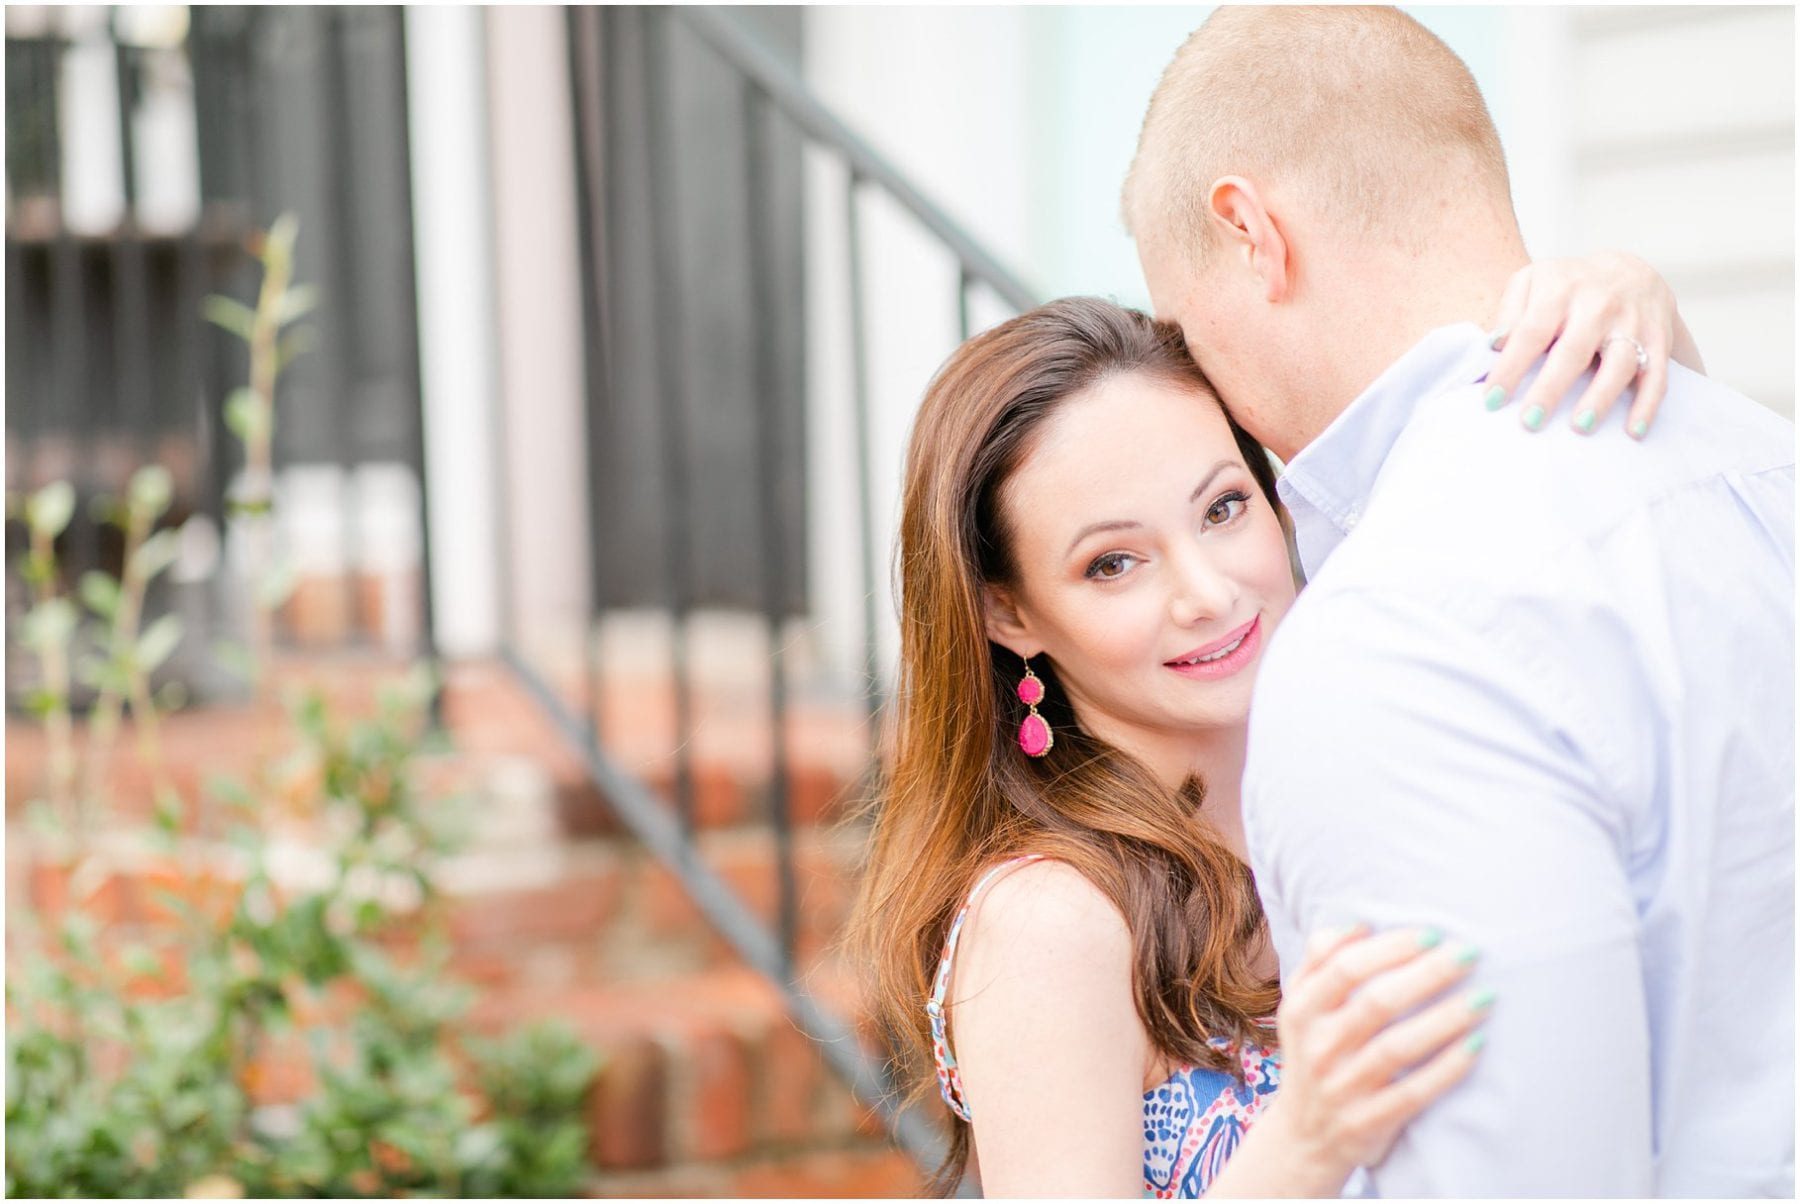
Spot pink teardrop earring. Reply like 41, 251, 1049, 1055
1016, 660, 1053, 758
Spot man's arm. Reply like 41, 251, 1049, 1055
1244, 584, 1654, 1197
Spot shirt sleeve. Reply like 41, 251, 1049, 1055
1243, 583, 1654, 1197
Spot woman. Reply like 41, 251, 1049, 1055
846, 258, 1701, 1197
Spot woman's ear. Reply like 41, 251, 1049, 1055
982, 584, 1040, 660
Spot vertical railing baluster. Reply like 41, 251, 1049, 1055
844, 171, 882, 735
319, 9, 363, 649
566, 5, 609, 755
111, 31, 155, 475
46, 34, 96, 575
386, 10, 441, 707
188, 9, 238, 555
957, 267, 972, 343
6, 237, 29, 481
643, 7, 697, 837
744, 82, 798, 979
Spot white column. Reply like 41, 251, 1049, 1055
404, 7, 502, 657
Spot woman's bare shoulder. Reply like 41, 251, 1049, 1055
960, 858, 1132, 973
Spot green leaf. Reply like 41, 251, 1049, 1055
454, 1124, 504, 1172
222, 387, 270, 444
132, 528, 182, 583
23, 688, 61, 718
88, 492, 128, 529
20, 599, 78, 652
205, 774, 255, 812
266, 213, 300, 266
136, 614, 184, 673
73, 652, 112, 691
78, 571, 121, 621
276, 284, 319, 328
121, 945, 163, 979
20, 547, 54, 588
26, 481, 75, 539
256, 558, 298, 609
146, 887, 200, 931
275, 326, 315, 374
23, 800, 61, 839
152, 788, 183, 836
212, 639, 255, 684
201, 294, 257, 343
128, 465, 173, 520
58, 912, 99, 961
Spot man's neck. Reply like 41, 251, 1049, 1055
1284, 224, 1528, 459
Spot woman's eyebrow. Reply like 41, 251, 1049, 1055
1189, 458, 1236, 503
1062, 459, 1238, 557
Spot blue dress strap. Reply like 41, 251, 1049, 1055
926, 854, 1048, 1121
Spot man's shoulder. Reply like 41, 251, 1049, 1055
1336, 363, 1793, 587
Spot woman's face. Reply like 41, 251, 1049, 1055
988, 370, 1298, 762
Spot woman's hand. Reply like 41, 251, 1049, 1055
1259, 925, 1490, 1192
1484, 251, 1705, 439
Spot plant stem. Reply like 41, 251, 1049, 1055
28, 527, 77, 829
76, 504, 152, 836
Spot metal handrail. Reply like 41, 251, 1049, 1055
551, 8, 1041, 1189
675, 5, 1042, 315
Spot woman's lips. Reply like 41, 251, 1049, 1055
1164, 616, 1262, 680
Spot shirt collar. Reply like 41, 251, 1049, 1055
1276, 322, 1495, 576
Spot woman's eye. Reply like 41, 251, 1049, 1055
1085, 552, 1137, 580
1206, 491, 1250, 527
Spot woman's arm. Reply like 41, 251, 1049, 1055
954, 862, 1491, 1199
1204, 926, 1488, 1198
952, 859, 1148, 1198
1483, 251, 1703, 439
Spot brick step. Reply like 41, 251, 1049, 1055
6, 655, 873, 837
440, 824, 869, 988
593, 1139, 920, 1198
466, 965, 890, 1171
10, 821, 870, 987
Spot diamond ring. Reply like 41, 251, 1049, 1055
1604, 332, 1650, 375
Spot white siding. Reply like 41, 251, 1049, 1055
1564, 5, 1795, 415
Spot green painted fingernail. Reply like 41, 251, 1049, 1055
1574, 409, 1596, 433
1488, 328, 1508, 351
1483, 385, 1506, 411
1464, 1031, 1488, 1055
1630, 419, 1649, 439
1469, 988, 1497, 1010
1416, 928, 1443, 949
1522, 404, 1547, 431
1452, 943, 1482, 966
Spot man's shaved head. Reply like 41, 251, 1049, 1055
1123, 6, 1512, 264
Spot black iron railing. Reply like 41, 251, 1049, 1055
537, 4, 1040, 1178
4, 7, 435, 699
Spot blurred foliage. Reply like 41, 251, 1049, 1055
6, 215, 601, 1198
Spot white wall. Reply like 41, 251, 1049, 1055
1555, 6, 1793, 414
803, 7, 1039, 684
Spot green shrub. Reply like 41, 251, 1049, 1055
6, 215, 601, 1198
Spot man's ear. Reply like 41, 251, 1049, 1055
982, 584, 1040, 661
1206, 176, 1290, 303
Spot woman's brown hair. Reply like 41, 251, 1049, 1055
843, 297, 1284, 1194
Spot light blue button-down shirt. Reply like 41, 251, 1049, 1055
1243, 323, 1794, 1196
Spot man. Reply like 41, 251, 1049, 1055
1124, 7, 1793, 1197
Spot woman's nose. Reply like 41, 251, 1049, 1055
1167, 546, 1239, 627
